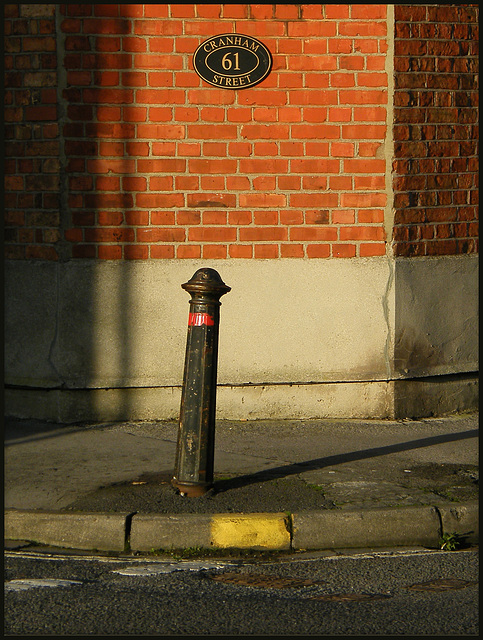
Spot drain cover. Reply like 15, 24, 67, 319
407, 578, 477, 592
211, 572, 320, 589
310, 593, 392, 602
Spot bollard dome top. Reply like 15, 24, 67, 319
182, 268, 231, 300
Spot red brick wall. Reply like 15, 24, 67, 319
392, 4, 479, 257
4, 3, 389, 261
62, 3, 389, 260
6, 5, 478, 262
4, 4, 61, 260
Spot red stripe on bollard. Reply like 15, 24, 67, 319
188, 312, 215, 327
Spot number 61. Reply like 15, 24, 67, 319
222, 52, 240, 71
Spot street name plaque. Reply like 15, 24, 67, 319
193, 34, 272, 89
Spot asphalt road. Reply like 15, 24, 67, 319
4, 547, 478, 636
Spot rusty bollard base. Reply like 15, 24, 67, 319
171, 479, 212, 498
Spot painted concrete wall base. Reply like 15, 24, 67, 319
5, 255, 477, 422
4, 373, 478, 423
392, 373, 479, 420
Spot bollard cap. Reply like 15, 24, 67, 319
182, 268, 231, 301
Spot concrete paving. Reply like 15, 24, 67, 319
4, 412, 479, 554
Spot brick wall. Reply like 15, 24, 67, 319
5, 3, 389, 261
392, 4, 479, 256
4, 4, 479, 262
4, 3, 61, 260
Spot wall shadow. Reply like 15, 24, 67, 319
58, 6, 138, 423
3, 416, 145, 446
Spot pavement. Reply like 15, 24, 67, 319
4, 412, 479, 556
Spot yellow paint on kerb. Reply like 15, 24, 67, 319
211, 513, 291, 549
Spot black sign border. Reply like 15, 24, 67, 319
193, 33, 272, 90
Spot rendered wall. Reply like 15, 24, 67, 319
5, 254, 478, 422
5, 257, 396, 421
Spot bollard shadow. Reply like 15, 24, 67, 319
212, 429, 478, 493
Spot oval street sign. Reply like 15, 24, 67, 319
193, 33, 272, 89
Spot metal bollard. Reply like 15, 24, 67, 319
172, 268, 231, 497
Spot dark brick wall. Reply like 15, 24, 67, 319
4, 4, 61, 260
392, 4, 479, 256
